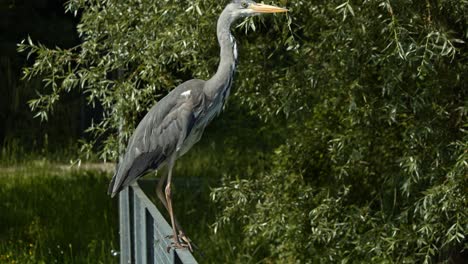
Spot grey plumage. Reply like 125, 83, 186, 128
108, 80, 206, 196
108, 0, 287, 250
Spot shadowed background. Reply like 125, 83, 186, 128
1, 0, 467, 263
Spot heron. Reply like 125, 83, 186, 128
108, 0, 288, 251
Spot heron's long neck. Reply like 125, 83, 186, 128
204, 10, 237, 101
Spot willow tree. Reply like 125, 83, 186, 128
20, 0, 467, 263
212, 1, 467, 263
20, 0, 241, 160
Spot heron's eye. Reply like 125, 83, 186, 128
241, 2, 249, 8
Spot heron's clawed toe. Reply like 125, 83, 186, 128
178, 232, 193, 252
165, 232, 193, 252
166, 241, 193, 252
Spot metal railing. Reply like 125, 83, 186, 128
119, 181, 198, 264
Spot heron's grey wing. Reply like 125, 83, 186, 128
108, 98, 197, 197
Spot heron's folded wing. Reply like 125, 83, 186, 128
109, 100, 196, 196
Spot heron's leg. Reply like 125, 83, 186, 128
164, 158, 193, 251
155, 171, 169, 211
164, 160, 179, 242
155, 171, 185, 235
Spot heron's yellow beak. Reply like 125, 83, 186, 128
249, 3, 288, 13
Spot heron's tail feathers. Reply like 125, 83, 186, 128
108, 162, 121, 197
108, 175, 117, 197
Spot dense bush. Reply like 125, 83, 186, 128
20, 0, 467, 262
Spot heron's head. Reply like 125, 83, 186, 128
226, 0, 288, 19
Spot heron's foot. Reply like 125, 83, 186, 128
165, 231, 193, 252
178, 232, 193, 252
166, 241, 193, 253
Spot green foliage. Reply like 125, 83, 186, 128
0, 137, 84, 166
0, 154, 264, 264
20, 0, 229, 161
0, 163, 118, 263
212, 0, 468, 263
19, 0, 467, 262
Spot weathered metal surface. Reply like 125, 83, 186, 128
119, 187, 132, 264
119, 182, 198, 264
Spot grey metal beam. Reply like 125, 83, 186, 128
119, 187, 132, 264
119, 182, 198, 264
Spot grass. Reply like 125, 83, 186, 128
0, 149, 267, 263
0, 161, 118, 264
0, 121, 275, 263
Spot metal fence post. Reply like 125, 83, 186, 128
119, 181, 198, 264
119, 187, 132, 264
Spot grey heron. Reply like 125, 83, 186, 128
108, 0, 287, 251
